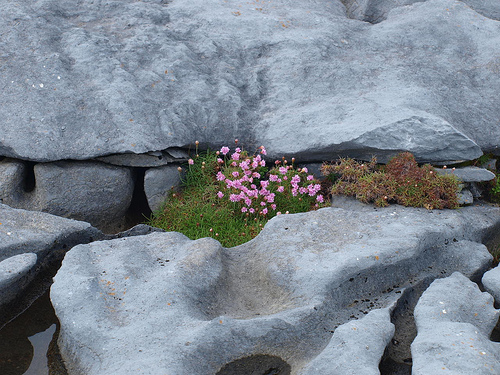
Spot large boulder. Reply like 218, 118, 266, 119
1, 0, 499, 163
0, 160, 134, 233
51, 200, 500, 374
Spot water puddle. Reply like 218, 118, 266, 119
0, 292, 67, 375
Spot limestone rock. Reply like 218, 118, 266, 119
1, 161, 134, 233
95, 148, 188, 167
411, 272, 500, 374
458, 189, 474, 205
482, 266, 500, 304
435, 166, 496, 182
0, 159, 26, 204
0, 253, 37, 304
342, 0, 500, 23
51, 200, 500, 374
299, 307, 395, 375
0, 204, 101, 323
144, 165, 182, 212
1, 0, 499, 163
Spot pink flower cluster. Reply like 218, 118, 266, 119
216, 145, 324, 216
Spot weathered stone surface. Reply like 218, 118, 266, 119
144, 165, 182, 212
1, 161, 134, 233
95, 148, 188, 167
342, 0, 500, 23
458, 189, 474, 205
482, 266, 500, 304
0, 204, 101, 322
0, 253, 37, 304
1, 0, 499, 163
0, 159, 26, 204
51, 200, 500, 374
300, 307, 395, 375
411, 272, 500, 374
436, 166, 496, 182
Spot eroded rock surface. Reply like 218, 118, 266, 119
412, 272, 500, 374
51, 200, 500, 374
0, 204, 101, 325
0, 159, 134, 232
1, 0, 499, 163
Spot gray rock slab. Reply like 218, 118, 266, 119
51, 201, 500, 374
0, 204, 101, 263
412, 272, 500, 374
95, 149, 188, 167
0, 253, 37, 303
2, 161, 134, 233
458, 189, 474, 205
343, 0, 500, 23
1, 0, 499, 163
144, 165, 182, 212
0, 159, 26, 204
436, 166, 496, 182
0, 204, 101, 320
482, 266, 500, 304
299, 307, 395, 375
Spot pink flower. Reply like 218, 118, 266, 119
316, 194, 324, 203
271, 204, 277, 210
249, 208, 255, 214
217, 158, 224, 164
269, 174, 279, 182
302, 167, 308, 173
232, 171, 240, 178
188, 159, 194, 165
229, 194, 240, 202
241, 207, 248, 213
260, 180, 269, 188
262, 208, 268, 215
231, 152, 240, 160
235, 147, 241, 153
260, 146, 267, 155
277, 186, 285, 193
253, 172, 261, 179
259, 160, 266, 167
279, 167, 287, 175
231, 161, 238, 167
216, 172, 226, 181
307, 175, 314, 181
221, 146, 230, 155
259, 188, 269, 196
266, 193, 275, 203
217, 191, 224, 198
291, 175, 300, 184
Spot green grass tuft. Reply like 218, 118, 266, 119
147, 146, 328, 247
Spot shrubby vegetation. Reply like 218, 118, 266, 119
148, 144, 500, 247
321, 152, 460, 209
